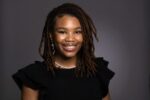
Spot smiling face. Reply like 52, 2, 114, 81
53, 15, 83, 60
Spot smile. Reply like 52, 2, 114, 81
62, 45, 77, 51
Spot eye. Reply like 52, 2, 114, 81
75, 30, 82, 34
57, 30, 66, 34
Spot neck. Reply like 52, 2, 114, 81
54, 55, 77, 68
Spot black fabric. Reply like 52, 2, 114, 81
95, 57, 115, 97
12, 57, 115, 100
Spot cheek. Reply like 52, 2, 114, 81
54, 35, 65, 43
76, 35, 83, 43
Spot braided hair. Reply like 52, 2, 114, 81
39, 3, 98, 77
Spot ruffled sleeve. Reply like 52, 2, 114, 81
95, 57, 115, 97
12, 61, 48, 90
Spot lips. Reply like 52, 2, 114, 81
62, 43, 77, 52
63, 45, 76, 52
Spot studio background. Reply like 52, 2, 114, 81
1, 0, 150, 100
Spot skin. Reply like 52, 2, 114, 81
22, 15, 111, 100
103, 93, 111, 100
22, 85, 39, 100
53, 15, 83, 68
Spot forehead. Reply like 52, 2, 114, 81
55, 15, 81, 28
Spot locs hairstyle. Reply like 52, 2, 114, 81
39, 3, 98, 77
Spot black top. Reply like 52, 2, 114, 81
12, 57, 115, 100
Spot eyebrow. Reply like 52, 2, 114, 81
55, 27, 82, 30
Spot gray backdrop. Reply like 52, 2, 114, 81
1, 0, 150, 100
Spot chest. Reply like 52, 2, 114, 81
40, 70, 103, 100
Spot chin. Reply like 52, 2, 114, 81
63, 53, 77, 58
56, 50, 78, 59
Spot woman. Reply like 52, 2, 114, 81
13, 3, 115, 100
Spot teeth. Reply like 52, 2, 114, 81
63, 46, 76, 50
65, 46, 75, 48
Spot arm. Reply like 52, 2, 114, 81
102, 92, 111, 100
22, 85, 39, 100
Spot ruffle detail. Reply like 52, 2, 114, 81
12, 61, 48, 90
95, 57, 115, 97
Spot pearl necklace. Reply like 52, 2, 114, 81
55, 62, 76, 69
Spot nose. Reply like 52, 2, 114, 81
65, 32, 75, 42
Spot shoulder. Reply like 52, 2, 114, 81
95, 57, 108, 63
95, 57, 114, 77
19, 61, 47, 74
95, 57, 109, 69
95, 57, 115, 97
16, 61, 48, 79
95, 57, 115, 83
12, 61, 48, 89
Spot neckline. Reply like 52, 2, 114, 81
55, 62, 76, 69
54, 66, 76, 71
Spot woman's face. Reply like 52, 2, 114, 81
53, 15, 83, 59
